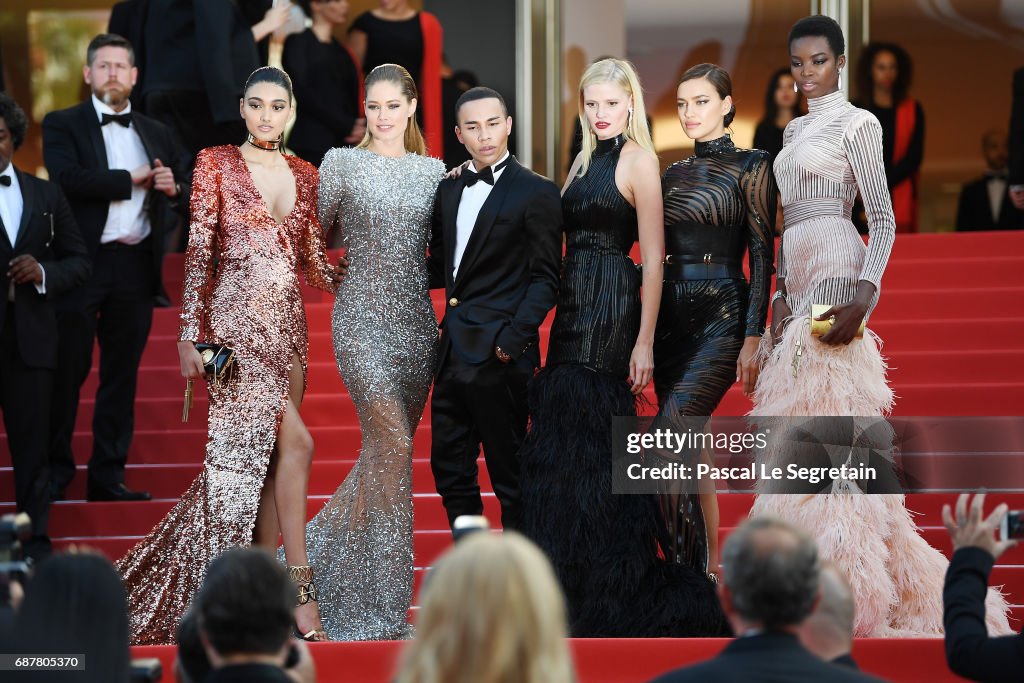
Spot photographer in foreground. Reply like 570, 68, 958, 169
943, 492, 1024, 681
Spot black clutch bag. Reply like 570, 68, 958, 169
195, 343, 237, 382
182, 343, 237, 422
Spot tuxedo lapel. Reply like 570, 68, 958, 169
12, 168, 35, 251
452, 159, 521, 292
81, 101, 110, 170
442, 181, 462, 290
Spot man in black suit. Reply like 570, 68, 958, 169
427, 87, 561, 533
1009, 68, 1024, 211
956, 129, 1024, 231
138, 0, 260, 154
798, 561, 860, 669
942, 492, 1024, 682
42, 33, 191, 502
649, 517, 882, 683
0, 94, 90, 560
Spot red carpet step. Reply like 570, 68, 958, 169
130, 636, 975, 683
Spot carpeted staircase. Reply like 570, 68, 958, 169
2, 229, 1023, 682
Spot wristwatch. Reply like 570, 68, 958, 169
495, 346, 512, 363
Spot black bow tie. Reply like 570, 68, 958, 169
101, 112, 132, 128
0, 175, 10, 187
462, 157, 511, 187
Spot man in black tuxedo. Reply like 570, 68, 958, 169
427, 87, 562, 533
42, 33, 190, 502
956, 129, 1024, 231
649, 517, 882, 683
943, 492, 1024, 682
0, 94, 90, 560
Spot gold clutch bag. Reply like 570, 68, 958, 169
809, 303, 865, 339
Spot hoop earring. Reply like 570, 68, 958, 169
628, 107, 634, 126
793, 81, 799, 93
838, 70, 843, 89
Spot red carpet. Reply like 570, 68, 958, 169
3, 229, 1024, 683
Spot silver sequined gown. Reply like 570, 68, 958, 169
306, 146, 444, 640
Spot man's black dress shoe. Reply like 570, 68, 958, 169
86, 483, 152, 502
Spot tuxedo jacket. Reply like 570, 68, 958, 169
140, 0, 260, 124
108, 0, 150, 111
648, 633, 883, 683
41, 100, 191, 307
0, 168, 90, 369
956, 175, 1024, 231
944, 547, 1024, 682
1010, 68, 1024, 187
427, 157, 562, 368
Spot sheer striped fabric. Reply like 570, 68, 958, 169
774, 89, 896, 319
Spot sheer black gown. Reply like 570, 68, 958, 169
520, 134, 729, 637
653, 134, 776, 571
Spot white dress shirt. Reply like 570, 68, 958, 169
93, 95, 151, 244
987, 173, 1008, 224
0, 166, 46, 296
453, 151, 510, 278
0, 165, 22, 247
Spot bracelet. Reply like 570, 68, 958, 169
771, 290, 787, 305
495, 346, 512, 363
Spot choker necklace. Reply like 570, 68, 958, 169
246, 133, 282, 152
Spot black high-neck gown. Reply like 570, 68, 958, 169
520, 135, 729, 637
653, 134, 776, 571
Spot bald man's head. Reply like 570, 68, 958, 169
798, 561, 855, 660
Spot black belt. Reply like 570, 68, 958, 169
663, 254, 743, 281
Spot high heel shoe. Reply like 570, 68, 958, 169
287, 565, 327, 641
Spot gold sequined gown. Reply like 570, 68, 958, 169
303, 147, 444, 640
117, 145, 336, 645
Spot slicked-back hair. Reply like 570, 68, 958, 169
722, 516, 820, 629
0, 93, 28, 151
244, 66, 294, 103
680, 63, 736, 128
455, 86, 509, 123
87, 33, 135, 66
788, 15, 845, 57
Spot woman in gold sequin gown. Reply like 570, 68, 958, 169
116, 68, 339, 644
299, 64, 444, 640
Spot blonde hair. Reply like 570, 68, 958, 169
577, 58, 655, 175
357, 63, 427, 156
395, 532, 575, 683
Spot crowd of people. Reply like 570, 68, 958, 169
0, 4, 1023, 682
2, 493, 1020, 682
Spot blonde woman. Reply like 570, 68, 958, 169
395, 532, 575, 683
301, 63, 446, 640
519, 59, 726, 637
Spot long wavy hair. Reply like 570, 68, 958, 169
577, 58, 655, 176
856, 42, 913, 106
394, 532, 575, 683
357, 63, 427, 155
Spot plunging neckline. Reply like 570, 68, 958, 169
235, 146, 299, 227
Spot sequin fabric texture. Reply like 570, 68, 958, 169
117, 145, 336, 645
304, 146, 444, 640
